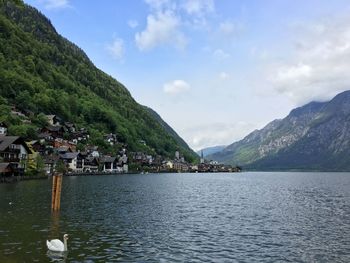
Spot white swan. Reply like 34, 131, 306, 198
46, 234, 69, 252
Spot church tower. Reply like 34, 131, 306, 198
200, 150, 204, 164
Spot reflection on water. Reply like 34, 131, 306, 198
50, 212, 60, 238
0, 172, 350, 262
47, 250, 68, 262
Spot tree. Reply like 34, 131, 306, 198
36, 155, 45, 175
55, 160, 67, 174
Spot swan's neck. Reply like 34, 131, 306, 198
64, 239, 68, 251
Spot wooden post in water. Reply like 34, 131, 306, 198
51, 175, 57, 210
51, 173, 63, 211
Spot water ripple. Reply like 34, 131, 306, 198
0, 172, 350, 262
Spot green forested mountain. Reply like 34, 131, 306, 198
0, 0, 197, 162
209, 90, 350, 171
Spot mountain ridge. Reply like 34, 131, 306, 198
209, 90, 350, 171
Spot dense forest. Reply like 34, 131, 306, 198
0, 0, 197, 162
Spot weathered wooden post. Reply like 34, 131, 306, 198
51, 173, 63, 211
51, 175, 57, 210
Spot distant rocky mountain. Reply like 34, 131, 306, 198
196, 145, 226, 157
209, 90, 350, 171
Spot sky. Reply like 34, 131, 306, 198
24, 0, 350, 151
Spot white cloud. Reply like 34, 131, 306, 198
107, 38, 125, 61
219, 72, 230, 80
163, 80, 190, 95
135, 11, 187, 51
40, 0, 70, 10
250, 47, 269, 60
213, 49, 230, 60
181, 0, 214, 16
184, 122, 257, 151
181, 0, 214, 28
216, 20, 244, 44
128, 20, 139, 29
268, 15, 350, 104
137, 0, 216, 51
145, 0, 173, 11
218, 21, 240, 36
272, 63, 312, 88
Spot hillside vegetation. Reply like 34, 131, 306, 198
0, 0, 197, 162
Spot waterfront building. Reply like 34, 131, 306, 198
0, 136, 32, 172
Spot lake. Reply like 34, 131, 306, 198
0, 172, 349, 262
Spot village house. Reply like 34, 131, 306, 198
104, 133, 117, 145
83, 156, 99, 173
117, 153, 128, 173
59, 152, 84, 172
0, 136, 32, 172
86, 146, 100, 158
101, 156, 118, 173
69, 128, 89, 143
173, 161, 189, 172
0, 122, 7, 135
198, 163, 212, 172
64, 122, 76, 133
164, 160, 174, 170
41, 125, 66, 139
29, 140, 45, 155
53, 138, 77, 152
56, 146, 72, 154
152, 155, 163, 166
131, 152, 153, 165
43, 155, 59, 175
38, 132, 54, 143
118, 154, 128, 165
190, 164, 198, 172
46, 115, 61, 126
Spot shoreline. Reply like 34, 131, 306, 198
0, 175, 49, 184
0, 170, 241, 184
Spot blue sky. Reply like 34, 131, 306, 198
24, 0, 350, 150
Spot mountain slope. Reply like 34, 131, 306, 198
196, 145, 226, 157
0, 0, 197, 161
209, 91, 350, 171
145, 107, 191, 151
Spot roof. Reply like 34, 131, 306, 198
59, 152, 79, 160
85, 156, 99, 164
64, 122, 75, 127
0, 136, 31, 153
85, 156, 95, 162
86, 145, 98, 151
38, 133, 52, 139
46, 125, 64, 132
44, 155, 60, 164
56, 146, 69, 152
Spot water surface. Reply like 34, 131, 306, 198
0, 172, 349, 262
